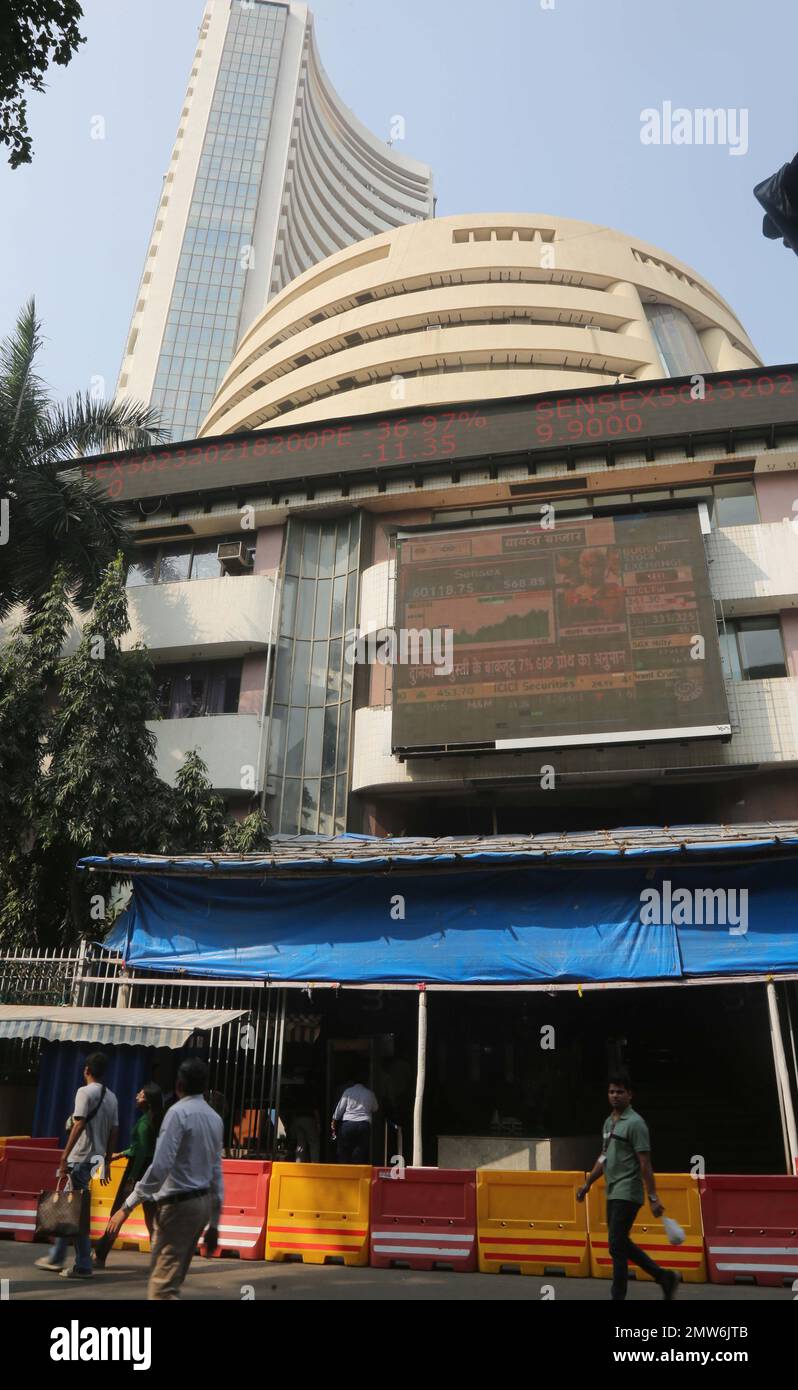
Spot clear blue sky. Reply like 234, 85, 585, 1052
2, 0, 796, 406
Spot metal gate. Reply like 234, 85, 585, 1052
0, 948, 289, 1158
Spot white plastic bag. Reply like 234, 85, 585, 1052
663, 1216, 686, 1245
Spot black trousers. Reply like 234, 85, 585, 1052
607, 1199, 667, 1300
94, 1164, 155, 1263
337, 1121, 371, 1163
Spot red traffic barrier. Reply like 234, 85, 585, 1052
0, 1146, 61, 1243
199, 1159, 271, 1261
700, 1174, 798, 1287
3, 1138, 60, 1148
370, 1166, 477, 1272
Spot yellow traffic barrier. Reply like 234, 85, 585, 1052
266, 1162, 371, 1266
476, 1170, 589, 1276
89, 1158, 151, 1254
587, 1173, 706, 1282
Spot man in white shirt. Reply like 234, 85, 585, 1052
106, 1057, 223, 1300
332, 1072, 379, 1163
35, 1051, 118, 1280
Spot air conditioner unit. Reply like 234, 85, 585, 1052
217, 541, 253, 575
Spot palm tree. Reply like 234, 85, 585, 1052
0, 299, 168, 619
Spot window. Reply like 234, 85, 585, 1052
430, 482, 759, 529
125, 537, 255, 588
710, 482, 759, 529
155, 660, 242, 719
718, 617, 787, 681
644, 302, 712, 377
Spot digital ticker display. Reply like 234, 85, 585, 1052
391, 510, 730, 752
81, 366, 798, 502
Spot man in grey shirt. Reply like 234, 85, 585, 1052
106, 1056, 223, 1300
35, 1051, 118, 1279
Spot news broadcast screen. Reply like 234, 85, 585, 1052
392, 510, 730, 751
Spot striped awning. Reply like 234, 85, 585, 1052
0, 1006, 247, 1048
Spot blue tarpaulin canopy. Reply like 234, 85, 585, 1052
82, 824, 798, 986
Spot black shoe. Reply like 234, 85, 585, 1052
661, 1270, 681, 1300
92, 1251, 106, 1269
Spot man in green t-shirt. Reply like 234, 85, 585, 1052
577, 1072, 680, 1301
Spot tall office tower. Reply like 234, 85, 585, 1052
116, 0, 434, 440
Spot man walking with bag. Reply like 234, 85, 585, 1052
576, 1072, 680, 1301
35, 1051, 118, 1280
105, 1057, 223, 1300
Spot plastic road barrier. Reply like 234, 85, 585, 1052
476, 1170, 589, 1276
587, 1173, 706, 1282
370, 1166, 477, 1271
266, 1163, 371, 1266
199, 1159, 271, 1260
0, 1145, 61, 1242
0, 1138, 59, 1149
700, 1174, 798, 1287
89, 1158, 151, 1254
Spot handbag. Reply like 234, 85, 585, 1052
36, 1176, 91, 1240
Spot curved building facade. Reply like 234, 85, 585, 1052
116, 1, 433, 439
201, 212, 760, 436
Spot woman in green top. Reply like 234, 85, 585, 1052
93, 1083, 163, 1268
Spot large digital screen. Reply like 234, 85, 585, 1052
81, 366, 798, 502
391, 510, 730, 752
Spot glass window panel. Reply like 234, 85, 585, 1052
273, 637, 293, 706
319, 777, 335, 836
314, 579, 332, 639
297, 579, 315, 640
302, 524, 320, 575
336, 701, 351, 774
331, 575, 346, 636
344, 572, 358, 635
304, 707, 324, 777
158, 548, 191, 584
126, 555, 157, 588
334, 519, 350, 574
280, 576, 298, 637
280, 777, 301, 834
713, 483, 759, 529
223, 672, 240, 714
327, 638, 342, 702
300, 779, 320, 833
268, 704, 287, 776
190, 540, 222, 579
285, 707, 306, 777
348, 514, 361, 568
290, 640, 311, 705
342, 649, 354, 698
645, 303, 712, 377
318, 526, 335, 579
737, 618, 786, 680
322, 704, 339, 776
334, 775, 347, 833
717, 630, 741, 681
310, 642, 327, 707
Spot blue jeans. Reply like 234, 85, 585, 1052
50, 1159, 94, 1273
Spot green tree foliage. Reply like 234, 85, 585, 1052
0, 300, 167, 619
0, 561, 272, 948
0, 1, 85, 168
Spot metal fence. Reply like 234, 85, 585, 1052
0, 947, 287, 1159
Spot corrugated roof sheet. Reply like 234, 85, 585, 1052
0, 1007, 247, 1048
78, 821, 798, 876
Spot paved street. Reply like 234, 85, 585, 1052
0, 1240, 790, 1301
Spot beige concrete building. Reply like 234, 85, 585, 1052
200, 212, 760, 437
